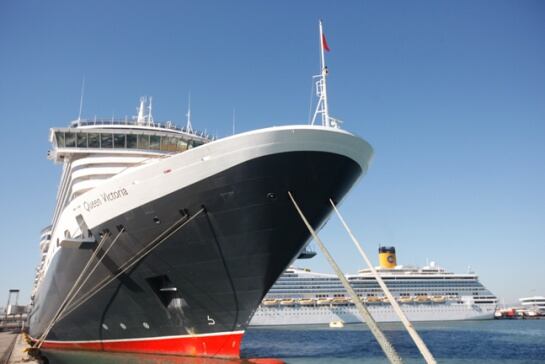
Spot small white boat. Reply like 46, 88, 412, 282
329, 320, 344, 328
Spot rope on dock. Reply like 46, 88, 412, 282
330, 199, 437, 364
287, 191, 403, 364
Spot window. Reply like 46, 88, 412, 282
138, 134, 150, 149
161, 136, 178, 152
88, 133, 100, 148
127, 134, 137, 149
177, 138, 188, 152
114, 134, 126, 148
150, 135, 160, 150
56, 132, 65, 148
101, 133, 113, 148
65, 132, 76, 147
77, 133, 87, 148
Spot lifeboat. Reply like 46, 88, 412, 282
279, 299, 296, 306
298, 298, 316, 305
262, 299, 279, 306
414, 295, 430, 303
430, 295, 446, 303
317, 298, 332, 305
398, 296, 413, 304
331, 297, 349, 305
366, 296, 383, 304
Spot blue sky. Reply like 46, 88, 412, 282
0, 0, 543, 306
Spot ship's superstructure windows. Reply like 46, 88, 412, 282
56, 132, 65, 147
65, 132, 76, 147
150, 135, 161, 149
101, 133, 113, 148
138, 135, 150, 149
114, 134, 126, 148
52, 129, 205, 154
127, 134, 138, 148
77, 133, 87, 148
88, 133, 100, 148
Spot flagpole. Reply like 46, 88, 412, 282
319, 19, 330, 127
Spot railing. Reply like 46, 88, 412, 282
70, 118, 215, 141
40, 225, 52, 235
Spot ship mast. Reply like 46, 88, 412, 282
137, 97, 146, 125
311, 20, 341, 128
186, 93, 193, 133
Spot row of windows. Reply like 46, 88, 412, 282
274, 283, 484, 289
278, 278, 479, 283
55, 131, 204, 152
271, 285, 487, 291
271, 289, 488, 295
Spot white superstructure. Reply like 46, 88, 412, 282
250, 247, 497, 325
519, 296, 545, 314
31, 98, 211, 301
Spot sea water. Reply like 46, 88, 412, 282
242, 320, 545, 363
43, 320, 545, 363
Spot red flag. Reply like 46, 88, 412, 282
322, 33, 330, 52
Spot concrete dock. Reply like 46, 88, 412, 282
0, 333, 38, 364
0, 332, 16, 364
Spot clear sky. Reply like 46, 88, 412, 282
0, 0, 543, 307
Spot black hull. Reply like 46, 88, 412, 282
29, 151, 362, 356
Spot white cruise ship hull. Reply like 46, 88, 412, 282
250, 303, 496, 326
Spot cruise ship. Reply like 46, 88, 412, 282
519, 296, 545, 314
29, 22, 373, 358
250, 247, 498, 325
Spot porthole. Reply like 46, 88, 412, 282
120, 323, 127, 330
153, 217, 161, 224
102, 323, 109, 330
143, 322, 150, 329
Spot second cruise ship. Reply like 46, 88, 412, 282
250, 247, 498, 325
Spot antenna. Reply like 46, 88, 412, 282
137, 96, 146, 125
311, 20, 341, 129
186, 93, 193, 133
147, 97, 153, 126
232, 108, 236, 135
78, 77, 85, 121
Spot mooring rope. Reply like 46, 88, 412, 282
56, 208, 203, 325
35, 231, 113, 348
42, 227, 126, 340
288, 191, 403, 364
330, 199, 437, 364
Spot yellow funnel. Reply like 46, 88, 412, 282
379, 246, 397, 269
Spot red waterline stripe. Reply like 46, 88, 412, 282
37, 331, 244, 358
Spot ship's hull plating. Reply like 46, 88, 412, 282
29, 148, 363, 357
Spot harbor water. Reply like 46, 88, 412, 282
42, 319, 545, 363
